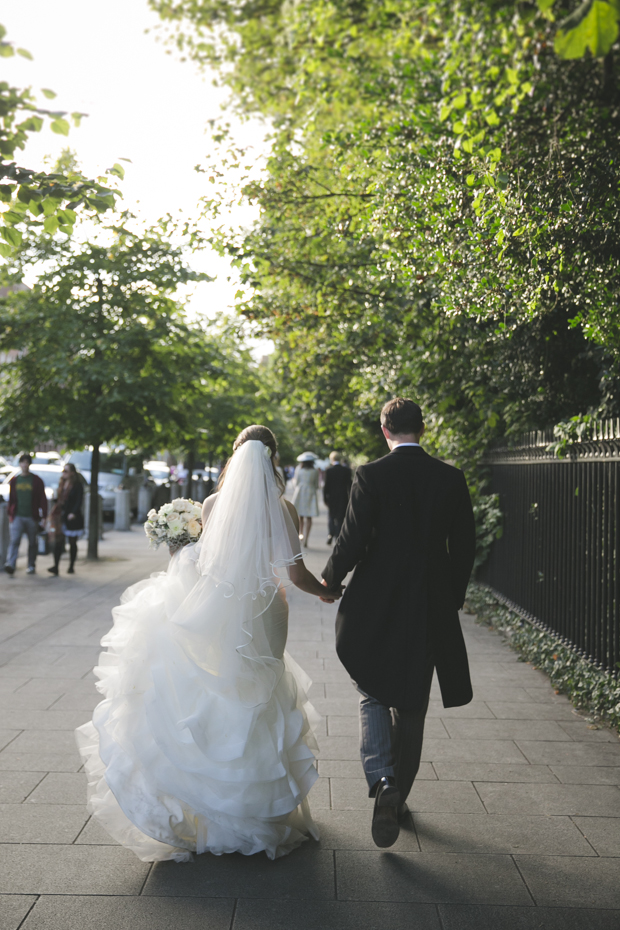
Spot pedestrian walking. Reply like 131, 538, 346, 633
291, 452, 319, 547
321, 398, 476, 848
323, 451, 352, 545
4, 453, 48, 576
48, 463, 84, 576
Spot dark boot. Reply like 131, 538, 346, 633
48, 538, 63, 576
68, 538, 78, 574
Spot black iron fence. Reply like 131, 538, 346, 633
479, 419, 620, 674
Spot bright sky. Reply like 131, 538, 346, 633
2, 0, 271, 351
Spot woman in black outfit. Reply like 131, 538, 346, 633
48, 463, 84, 575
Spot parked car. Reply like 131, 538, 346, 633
65, 449, 154, 519
143, 461, 171, 486
0, 464, 65, 505
32, 451, 62, 466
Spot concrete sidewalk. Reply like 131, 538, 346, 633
1, 512, 619, 929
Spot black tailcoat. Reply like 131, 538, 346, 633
323, 463, 352, 520
322, 446, 476, 710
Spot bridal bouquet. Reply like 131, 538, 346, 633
144, 498, 203, 551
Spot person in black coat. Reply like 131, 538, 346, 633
48, 463, 84, 576
323, 451, 352, 544
321, 398, 476, 848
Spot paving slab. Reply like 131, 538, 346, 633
515, 741, 620, 766
413, 812, 595, 856
442, 719, 572, 741
550, 765, 620, 785
0, 844, 150, 894
515, 855, 620, 908
433, 762, 556, 783
557, 721, 618, 742
0, 803, 88, 843
0, 751, 82, 772
233, 899, 441, 930
0, 895, 37, 930
572, 816, 620, 856
25, 772, 86, 805
476, 782, 620, 816
420, 738, 529, 764
438, 904, 620, 929
142, 845, 334, 899
20, 895, 235, 930
335, 851, 532, 904
0, 770, 45, 802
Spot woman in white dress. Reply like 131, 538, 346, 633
75, 426, 341, 863
291, 452, 319, 548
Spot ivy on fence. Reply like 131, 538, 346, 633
464, 583, 620, 735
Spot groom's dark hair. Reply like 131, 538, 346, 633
381, 398, 423, 435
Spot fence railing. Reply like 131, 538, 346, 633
479, 419, 620, 674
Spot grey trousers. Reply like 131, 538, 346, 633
6, 516, 39, 569
356, 654, 435, 801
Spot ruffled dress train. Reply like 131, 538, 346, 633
75, 539, 320, 863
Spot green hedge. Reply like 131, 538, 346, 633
464, 583, 620, 736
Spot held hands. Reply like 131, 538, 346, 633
320, 578, 344, 604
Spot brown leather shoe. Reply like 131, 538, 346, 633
371, 776, 401, 848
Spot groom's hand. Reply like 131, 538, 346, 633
320, 579, 344, 603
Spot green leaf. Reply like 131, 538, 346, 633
0, 226, 23, 248
43, 215, 59, 234
485, 110, 500, 127
0, 42, 15, 57
452, 93, 468, 109
452, 120, 465, 135
439, 105, 452, 122
0, 185, 13, 203
50, 118, 70, 136
109, 162, 125, 180
537, 0, 556, 10
41, 88, 57, 99
0, 242, 12, 258
57, 208, 77, 225
555, 0, 619, 58
17, 47, 33, 60
466, 174, 476, 186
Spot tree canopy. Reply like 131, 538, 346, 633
150, 0, 620, 476
0, 24, 120, 257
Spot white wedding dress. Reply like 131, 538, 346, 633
75, 441, 320, 862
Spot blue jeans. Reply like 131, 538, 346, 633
6, 516, 39, 569
356, 653, 435, 802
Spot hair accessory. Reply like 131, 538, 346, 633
263, 446, 272, 459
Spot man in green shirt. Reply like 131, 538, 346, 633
4, 453, 48, 576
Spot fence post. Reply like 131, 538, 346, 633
114, 490, 131, 531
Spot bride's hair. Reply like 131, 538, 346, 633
218, 424, 285, 495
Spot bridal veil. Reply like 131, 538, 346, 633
75, 440, 320, 862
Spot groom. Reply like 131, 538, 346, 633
322, 398, 476, 847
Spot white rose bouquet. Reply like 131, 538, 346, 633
144, 498, 203, 554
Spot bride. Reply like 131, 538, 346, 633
75, 425, 341, 863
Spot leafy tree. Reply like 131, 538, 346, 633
1, 24, 120, 256
151, 1, 619, 465
0, 219, 220, 558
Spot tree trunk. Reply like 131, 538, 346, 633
87, 442, 101, 560
184, 446, 195, 499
